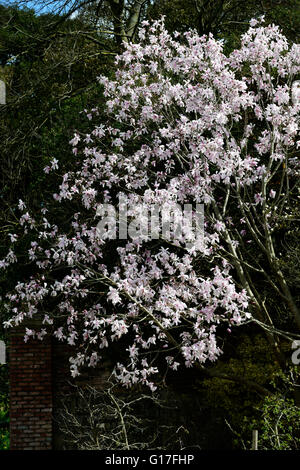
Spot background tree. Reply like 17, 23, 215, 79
13, 0, 151, 45
148, 0, 300, 47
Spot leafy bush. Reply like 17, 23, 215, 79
250, 394, 300, 450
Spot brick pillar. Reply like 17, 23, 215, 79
10, 333, 52, 450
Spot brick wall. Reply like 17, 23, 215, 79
9, 332, 112, 450
9, 335, 52, 450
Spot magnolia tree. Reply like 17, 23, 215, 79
1, 17, 300, 391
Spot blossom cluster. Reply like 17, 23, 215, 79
1, 18, 299, 389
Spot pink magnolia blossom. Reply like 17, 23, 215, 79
1, 18, 299, 389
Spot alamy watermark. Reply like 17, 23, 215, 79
0, 340, 6, 365
95, 195, 204, 249
291, 340, 300, 365
0, 80, 6, 105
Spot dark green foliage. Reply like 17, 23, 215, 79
250, 394, 300, 450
